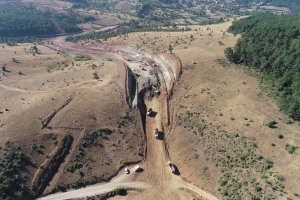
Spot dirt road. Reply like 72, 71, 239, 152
37, 182, 149, 200
37, 35, 219, 200
0, 83, 28, 92
38, 96, 218, 200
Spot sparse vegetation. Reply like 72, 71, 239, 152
119, 112, 131, 126
285, 144, 296, 154
67, 128, 113, 173
32, 135, 74, 196
74, 55, 92, 61
213, 131, 284, 199
68, 23, 193, 42
267, 120, 278, 128
177, 111, 285, 199
226, 14, 300, 120
0, 142, 33, 200
113, 187, 126, 196
276, 133, 284, 139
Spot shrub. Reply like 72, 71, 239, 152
276, 133, 284, 139
285, 144, 296, 154
74, 55, 91, 61
0, 145, 32, 199
113, 187, 126, 196
68, 159, 84, 172
267, 121, 277, 128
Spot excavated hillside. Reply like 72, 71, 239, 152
0, 31, 185, 199
38, 34, 221, 200
0, 42, 146, 198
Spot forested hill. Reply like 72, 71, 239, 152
0, 4, 94, 39
225, 14, 300, 120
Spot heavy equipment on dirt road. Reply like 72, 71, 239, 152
167, 161, 176, 174
147, 108, 153, 117
125, 167, 130, 174
134, 165, 142, 172
155, 128, 159, 139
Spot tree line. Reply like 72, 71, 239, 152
225, 14, 300, 120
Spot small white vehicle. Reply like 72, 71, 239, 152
146, 108, 153, 117
125, 167, 130, 174
167, 161, 176, 174
134, 165, 141, 172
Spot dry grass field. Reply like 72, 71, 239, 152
0, 42, 145, 197
1, 18, 300, 200
108, 20, 300, 199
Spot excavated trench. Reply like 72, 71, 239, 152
37, 37, 193, 199
124, 53, 183, 163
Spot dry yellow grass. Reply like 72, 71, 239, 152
109, 19, 300, 199
1, 19, 299, 199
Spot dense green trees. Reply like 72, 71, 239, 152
0, 4, 94, 38
138, 3, 155, 18
226, 14, 300, 120
0, 5, 56, 37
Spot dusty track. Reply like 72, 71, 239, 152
38, 35, 219, 200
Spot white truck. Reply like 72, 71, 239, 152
167, 161, 176, 174
146, 108, 153, 117
134, 165, 141, 172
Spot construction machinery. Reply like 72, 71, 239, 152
167, 161, 176, 174
125, 167, 130, 174
155, 128, 159, 139
134, 165, 142, 172
147, 108, 153, 117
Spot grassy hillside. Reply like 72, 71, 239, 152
225, 14, 300, 120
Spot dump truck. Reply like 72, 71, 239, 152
155, 128, 159, 139
146, 108, 153, 117
134, 165, 141, 172
167, 161, 176, 174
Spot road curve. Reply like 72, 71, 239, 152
37, 182, 149, 200
37, 32, 220, 200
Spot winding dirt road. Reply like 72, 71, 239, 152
37, 34, 219, 200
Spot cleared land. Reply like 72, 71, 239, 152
107, 19, 300, 199
0, 41, 145, 198
1, 18, 299, 200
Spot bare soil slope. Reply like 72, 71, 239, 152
1, 19, 300, 200
109, 20, 300, 199
0, 43, 145, 197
